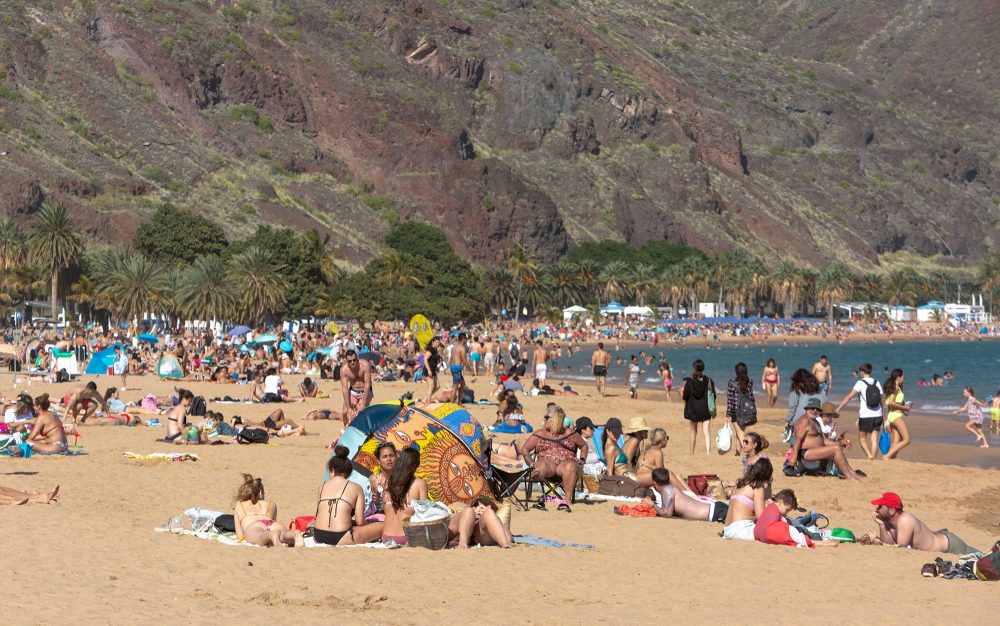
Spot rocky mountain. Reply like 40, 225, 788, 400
0, 0, 997, 270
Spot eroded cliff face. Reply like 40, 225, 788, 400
0, 0, 997, 269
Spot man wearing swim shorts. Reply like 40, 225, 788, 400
812, 355, 832, 395
862, 492, 979, 555
448, 333, 471, 403
340, 349, 373, 425
591, 342, 611, 397
638, 469, 728, 523
531, 340, 549, 385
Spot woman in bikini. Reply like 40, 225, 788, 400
163, 390, 194, 444
381, 448, 428, 545
366, 442, 396, 521
450, 496, 512, 548
739, 432, 769, 475
25, 395, 68, 454
634, 427, 669, 487
520, 406, 587, 512
761, 358, 780, 408
883, 369, 911, 459
312, 446, 384, 545
602, 417, 628, 476
723, 458, 772, 541
234, 474, 302, 547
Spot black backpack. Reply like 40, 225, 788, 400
736, 386, 757, 422
862, 380, 882, 409
189, 395, 207, 417
236, 428, 269, 444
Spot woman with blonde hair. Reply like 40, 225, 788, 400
634, 427, 685, 489
233, 474, 302, 547
521, 406, 588, 512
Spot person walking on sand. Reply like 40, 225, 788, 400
531, 339, 550, 386
591, 342, 611, 396
448, 333, 471, 403
812, 355, 832, 396
951, 386, 989, 448
834, 363, 885, 460
627, 355, 643, 399
882, 369, 911, 459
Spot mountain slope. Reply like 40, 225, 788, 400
0, 0, 997, 270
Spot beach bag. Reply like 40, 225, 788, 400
213, 514, 236, 533
975, 550, 1000, 581
189, 395, 207, 417
863, 380, 881, 409
716, 423, 732, 453
236, 428, 269, 444
706, 378, 717, 417
289, 515, 315, 532
688, 474, 723, 499
141, 395, 158, 412
879, 428, 891, 455
598, 475, 650, 498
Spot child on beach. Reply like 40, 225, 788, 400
754, 489, 839, 548
951, 386, 989, 448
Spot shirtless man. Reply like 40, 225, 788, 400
531, 340, 550, 385
469, 337, 482, 377
448, 333, 471, 403
591, 342, 611, 397
862, 492, 980, 555
812, 355, 832, 395
340, 349, 373, 425
482, 337, 496, 377
631, 468, 729, 523
65, 382, 110, 424
789, 398, 865, 480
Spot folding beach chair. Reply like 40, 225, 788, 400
488, 463, 534, 511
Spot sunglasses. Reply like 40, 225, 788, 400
346, 358, 358, 364
742, 439, 751, 445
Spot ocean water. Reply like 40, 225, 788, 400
543, 338, 999, 415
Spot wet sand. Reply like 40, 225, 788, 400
2, 372, 997, 624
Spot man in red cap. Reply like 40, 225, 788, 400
862, 492, 979, 555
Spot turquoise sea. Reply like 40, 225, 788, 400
550, 338, 999, 416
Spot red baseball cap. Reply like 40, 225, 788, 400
871, 492, 903, 509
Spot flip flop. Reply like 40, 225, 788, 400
855, 470, 868, 477
557, 503, 572, 513
531, 500, 547, 511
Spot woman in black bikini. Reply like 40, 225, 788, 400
313, 446, 384, 545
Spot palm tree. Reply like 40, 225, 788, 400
746, 255, 770, 315
599, 260, 630, 303
657, 266, 684, 312
883, 269, 920, 306
519, 267, 550, 317
816, 262, 855, 324
859, 273, 882, 301
675, 256, 708, 314
69, 275, 98, 324
304, 228, 343, 286
507, 243, 537, 321
378, 251, 422, 289
0, 218, 24, 279
28, 201, 84, 318
770, 260, 804, 317
102, 251, 164, 326
546, 261, 581, 307
229, 245, 289, 324
484, 267, 515, 321
978, 252, 1000, 318
158, 266, 184, 326
575, 258, 601, 304
179, 255, 235, 322
314, 286, 341, 318
630, 263, 657, 306
6, 263, 46, 321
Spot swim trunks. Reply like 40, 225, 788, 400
450, 364, 464, 385
819, 382, 829, 392
858, 416, 883, 433
535, 364, 547, 381
593, 365, 607, 377
992, 407, 1000, 422
940, 529, 979, 555
348, 387, 373, 409
470, 352, 481, 364
709, 501, 729, 523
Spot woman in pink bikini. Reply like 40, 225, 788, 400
658, 362, 674, 403
234, 474, 303, 547
761, 358, 780, 408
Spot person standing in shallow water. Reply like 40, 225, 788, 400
591, 342, 611, 397
882, 369, 911, 459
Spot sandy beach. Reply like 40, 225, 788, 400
2, 371, 998, 625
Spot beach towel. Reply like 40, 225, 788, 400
512, 534, 595, 549
123, 451, 199, 462
614, 503, 659, 518
153, 526, 399, 549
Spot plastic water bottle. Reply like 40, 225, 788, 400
184, 507, 220, 532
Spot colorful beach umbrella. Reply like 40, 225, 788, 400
137, 333, 158, 344
227, 325, 252, 337
254, 334, 279, 345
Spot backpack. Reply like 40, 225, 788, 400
975, 549, 1000, 581
862, 379, 882, 410
736, 386, 757, 424
189, 395, 207, 417
236, 428, 269, 444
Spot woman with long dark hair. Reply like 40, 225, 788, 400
681, 359, 715, 455
726, 362, 757, 455
380, 448, 428, 545
883, 368, 911, 459
723, 458, 772, 541
313, 446, 384, 545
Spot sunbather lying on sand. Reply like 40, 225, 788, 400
859, 492, 980, 554
0, 485, 59, 505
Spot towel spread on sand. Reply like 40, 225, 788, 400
153, 527, 400, 549
513, 534, 595, 549
124, 451, 199, 462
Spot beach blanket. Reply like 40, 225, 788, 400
513, 534, 595, 549
615, 503, 659, 518
124, 451, 199, 462
153, 527, 400, 549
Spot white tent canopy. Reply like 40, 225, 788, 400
623, 306, 653, 317
562, 305, 588, 320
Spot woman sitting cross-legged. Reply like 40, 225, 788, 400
312, 446, 384, 545
234, 474, 303, 547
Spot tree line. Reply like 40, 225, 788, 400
1, 201, 997, 327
